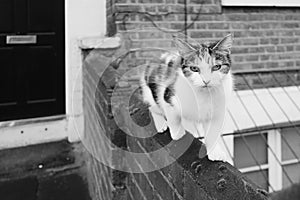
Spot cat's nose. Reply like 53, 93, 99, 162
203, 80, 210, 85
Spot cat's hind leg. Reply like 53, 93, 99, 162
205, 137, 228, 162
203, 120, 228, 162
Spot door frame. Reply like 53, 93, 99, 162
0, 0, 107, 149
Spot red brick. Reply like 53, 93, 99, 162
245, 55, 259, 62
189, 31, 213, 38
260, 38, 269, 45
282, 22, 300, 28
149, 170, 173, 200
285, 14, 300, 20
242, 38, 259, 46
226, 14, 248, 21
116, 5, 142, 12
183, 172, 211, 200
270, 38, 279, 45
115, 0, 128, 3
138, 0, 164, 3
248, 47, 265, 53
169, 163, 184, 197
260, 55, 270, 61
233, 56, 244, 62
286, 46, 294, 52
207, 22, 229, 29
281, 38, 299, 44
143, 5, 156, 12
190, 0, 214, 4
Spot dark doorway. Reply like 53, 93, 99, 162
0, 0, 65, 121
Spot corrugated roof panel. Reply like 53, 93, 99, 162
237, 90, 273, 127
249, 88, 287, 124
287, 86, 300, 111
224, 86, 300, 133
269, 87, 300, 122
227, 91, 256, 130
223, 111, 237, 134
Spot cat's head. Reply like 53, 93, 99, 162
173, 34, 233, 89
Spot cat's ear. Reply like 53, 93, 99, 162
173, 36, 196, 56
210, 34, 233, 53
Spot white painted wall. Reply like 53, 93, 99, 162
66, 0, 107, 142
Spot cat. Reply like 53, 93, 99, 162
140, 34, 234, 161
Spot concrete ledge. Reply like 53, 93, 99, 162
78, 36, 121, 50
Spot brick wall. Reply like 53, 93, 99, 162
107, 0, 300, 71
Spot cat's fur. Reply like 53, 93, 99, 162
140, 34, 233, 161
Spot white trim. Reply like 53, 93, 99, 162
234, 130, 282, 192
239, 164, 269, 173
0, 118, 68, 149
268, 129, 282, 192
221, 135, 234, 165
65, 0, 106, 142
281, 158, 300, 166
233, 131, 267, 138
222, 0, 300, 7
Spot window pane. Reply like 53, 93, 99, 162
282, 163, 300, 189
281, 127, 300, 161
244, 170, 268, 190
234, 133, 268, 168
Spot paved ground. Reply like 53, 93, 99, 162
0, 140, 91, 200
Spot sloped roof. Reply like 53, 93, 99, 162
223, 68, 300, 135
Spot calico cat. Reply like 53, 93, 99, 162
140, 34, 233, 161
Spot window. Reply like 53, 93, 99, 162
281, 127, 300, 188
231, 128, 300, 192
234, 132, 269, 191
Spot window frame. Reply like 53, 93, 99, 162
232, 131, 271, 191
229, 128, 300, 192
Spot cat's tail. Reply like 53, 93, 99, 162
160, 51, 182, 68
139, 64, 157, 107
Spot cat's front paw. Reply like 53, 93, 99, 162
169, 125, 186, 140
208, 153, 226, 162
156, 121, 168, 133
151, 112, 168, 133
205, 139, 229, 162
207, 148, 228, 162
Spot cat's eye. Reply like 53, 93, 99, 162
212, 65, 222, 71
190, 66, 200, 72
